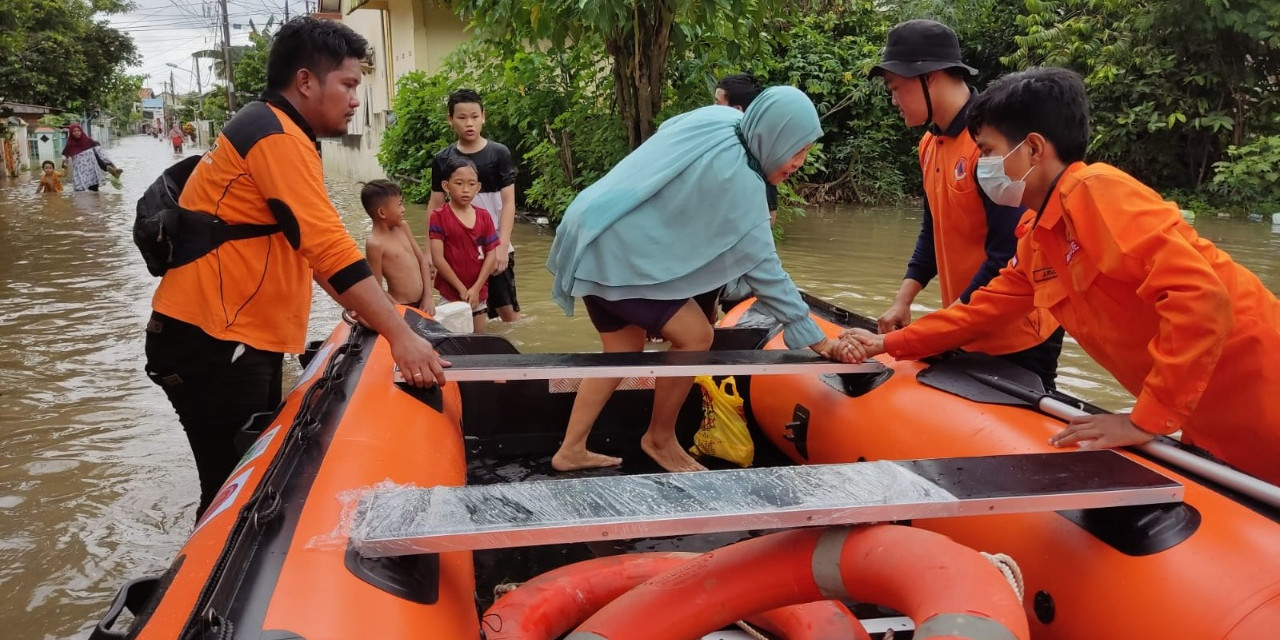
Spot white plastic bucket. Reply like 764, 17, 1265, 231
433, 301, 473, 334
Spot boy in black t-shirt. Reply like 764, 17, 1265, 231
427, 89, 521, 322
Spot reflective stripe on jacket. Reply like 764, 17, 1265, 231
152, 97, 369, 353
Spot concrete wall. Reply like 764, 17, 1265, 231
322, 7, 393, 183
418, 2, 469, 75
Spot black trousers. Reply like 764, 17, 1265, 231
144, 312, 282, 517
994, 326, 1066, 392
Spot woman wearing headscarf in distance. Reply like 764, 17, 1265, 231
61, 124, 121, 192
547, 86, 866, 473
169, 122, 186, 154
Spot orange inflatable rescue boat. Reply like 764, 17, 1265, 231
87, 298, 1280, 639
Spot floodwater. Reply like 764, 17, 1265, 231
1, 134, 1278, 639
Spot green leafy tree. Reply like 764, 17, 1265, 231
200, 86, 231, 129
379, 70, 456, 203
1212, 136, 1280, 211
380, 40, 627, 214
233, 24, 274, 104
453, 0, 785, 149
99, 73, 146, 135
0, 0, 138, 111
1007, 0, 1280, 192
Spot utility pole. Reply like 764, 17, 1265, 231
169, 68, 177, 127
194, 58, 204, 119
220, 0, 236, 112
284, 0, 289, 22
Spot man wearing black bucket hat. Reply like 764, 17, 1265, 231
869, 19, 1065, 390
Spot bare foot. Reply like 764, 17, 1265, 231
640, 434, 708, 472
552, 448, 623, 471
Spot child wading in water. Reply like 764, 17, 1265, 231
362, 179, 435, 314
429, 157, 501, 333
427, 89, 520, 323
37, 160, 63, 193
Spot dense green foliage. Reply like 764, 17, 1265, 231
380, 41, 628, 210
99, 73, 147, 135
1007, 0, 1280, 199
0, 0, 138, 112
233, 27, 273, 105
453, 0, 785, 149
381, 0, 1280, 221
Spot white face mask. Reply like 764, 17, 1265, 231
976, 139, 1034, 207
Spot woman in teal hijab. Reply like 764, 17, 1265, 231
547, 86, 863, 473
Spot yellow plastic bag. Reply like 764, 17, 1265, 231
688, 375, 753, 467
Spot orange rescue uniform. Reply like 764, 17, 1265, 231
886, 162, 1280, 483
914, 101, 1057, 355
152, 98, 369, 354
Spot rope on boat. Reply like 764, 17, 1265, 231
733, 620, 771, 640
981, 552, 1025, 601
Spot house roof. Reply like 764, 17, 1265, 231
1, 101, 59, 115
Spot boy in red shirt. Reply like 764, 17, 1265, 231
429, 156, 500, 333
846, 68, 1280, 484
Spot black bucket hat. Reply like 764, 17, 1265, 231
870, 19, 978, 78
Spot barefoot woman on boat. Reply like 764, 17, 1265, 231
547, 86, 864, 472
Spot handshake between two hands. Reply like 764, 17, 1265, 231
813, 328, 888, 364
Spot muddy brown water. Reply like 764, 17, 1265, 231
2, 134, 1278, 638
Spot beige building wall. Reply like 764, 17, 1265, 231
418, 3, 469, 75
322, 0, 466, 183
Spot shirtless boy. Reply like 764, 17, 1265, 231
362, 179, 435, 314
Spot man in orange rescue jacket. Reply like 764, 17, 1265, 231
870, 20, 1063, 390
847, 67, 1280, 485
144, 17, 449, 516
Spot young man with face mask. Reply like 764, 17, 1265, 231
870, 20, 1063, 389
844, 68, 1280, 486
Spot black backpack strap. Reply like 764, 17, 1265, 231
167, 211, 282, 270
214, 221, 281, 242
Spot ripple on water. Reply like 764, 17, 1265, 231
25, 460, 82, 476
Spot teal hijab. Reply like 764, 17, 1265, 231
548, 86, 822, 313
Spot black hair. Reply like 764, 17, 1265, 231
447, 89, 484, 116
969, 67, 1090, 163
266, 16, 369, 92
715, 73, 763, 109
360, 179, 402, 216
438, 155, 478, 186
42, 160, 55, 169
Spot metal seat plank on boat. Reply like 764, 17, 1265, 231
417, 350, 885, 382
349, 450, 1182, 557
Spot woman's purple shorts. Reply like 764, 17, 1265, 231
582, 289, 720, 335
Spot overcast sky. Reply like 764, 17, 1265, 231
105, 0, 303, 95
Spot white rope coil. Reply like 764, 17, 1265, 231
981, 551, 1025, 602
